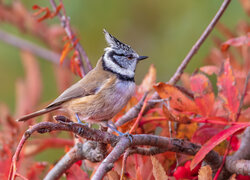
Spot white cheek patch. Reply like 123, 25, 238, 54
104, 53, 135, 78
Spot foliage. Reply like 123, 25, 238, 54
0, 1, 249, 180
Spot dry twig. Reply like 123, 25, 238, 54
49, 0, 92, 75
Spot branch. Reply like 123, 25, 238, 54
49, 0, 92, 76
92, 137, 131, 180
225, 127, 250, 176
114, 92, 148, 128
0, 29, 67, 65
44, 141, 106, 180
168, 0, 232, 84
10, 120, 221, 179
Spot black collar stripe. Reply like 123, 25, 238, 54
102, 58, 135, 82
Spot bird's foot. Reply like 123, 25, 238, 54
75, 113, 89, 126
106, 123, 133, 142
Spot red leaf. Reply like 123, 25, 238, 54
32, 5, 40, 10
221, 34, 250, 52
154, 83, 199, 114
32, 4, 62, 22
227, 135, 240, 151
173, 166, 191, 180
190, 123, 250, 170
190, 73, 215, 116
66, 164, 89, 180
26, 162, 47, 180
217, 59, 240, 121
192, 125, 223, 145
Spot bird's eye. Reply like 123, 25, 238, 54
127, 55, 133, 60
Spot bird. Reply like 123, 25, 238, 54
17, 29, 148, 134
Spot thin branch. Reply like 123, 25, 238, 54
114, 92, 148, 128
92, 137, 131, 180
129, 95, 148, 134
214, 136, 233, 180
169, 0, 232, 84
44, 141, 106, 180
120, 150, 129, 180
49, 0, 92, 75
0, 29, 67, 65
235, 72, 250, 121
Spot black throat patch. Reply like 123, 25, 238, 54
102, 57, 135, 82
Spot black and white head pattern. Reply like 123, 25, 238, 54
102, 29, 140, 81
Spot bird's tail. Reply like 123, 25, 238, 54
17, 106, 60, 122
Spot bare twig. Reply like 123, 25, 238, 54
214, 136, 233, 180
235, 72, 250, 121
169, 0, 232, 84
92, 137, 131, 180
120, 150, 130, 180
0, 29, 66, 65
129, 95, 148, 134
114, 92, 148, 128
49, 0, 92, 75
44, 141, 106, 180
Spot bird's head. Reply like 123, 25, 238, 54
102, 29, 148, 81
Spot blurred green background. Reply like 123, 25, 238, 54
0, 0, 247, 112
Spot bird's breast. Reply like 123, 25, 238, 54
65, 79, 136, 122
93, 80, 136, 121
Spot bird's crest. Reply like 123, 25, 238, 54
103, 29, 131, 51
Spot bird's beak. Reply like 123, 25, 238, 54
137, 56, 148, 61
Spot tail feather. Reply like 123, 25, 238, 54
17, 106, 60, 122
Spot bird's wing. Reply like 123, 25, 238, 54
47, 66, 111, 108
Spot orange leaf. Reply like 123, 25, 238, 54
75, 59, 83, 78
162, 105, 191, 124
177, 123, 198, 140
217, 59, 240, 121
50, 3, 62, 18
198, 165, 212, 180
190, 123, 250, 170
162, 105, 176, 122
138, 64, 156, 93
32, 4, 62, 22
32, 5, 51, 22
60, 41, 72, 65
190, 73, 215, 116
154, 83, 198, 114
70, 58, 76, 75
221, 34, 250, 51
151, 156, 168, 180
107, 170, 120, 180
